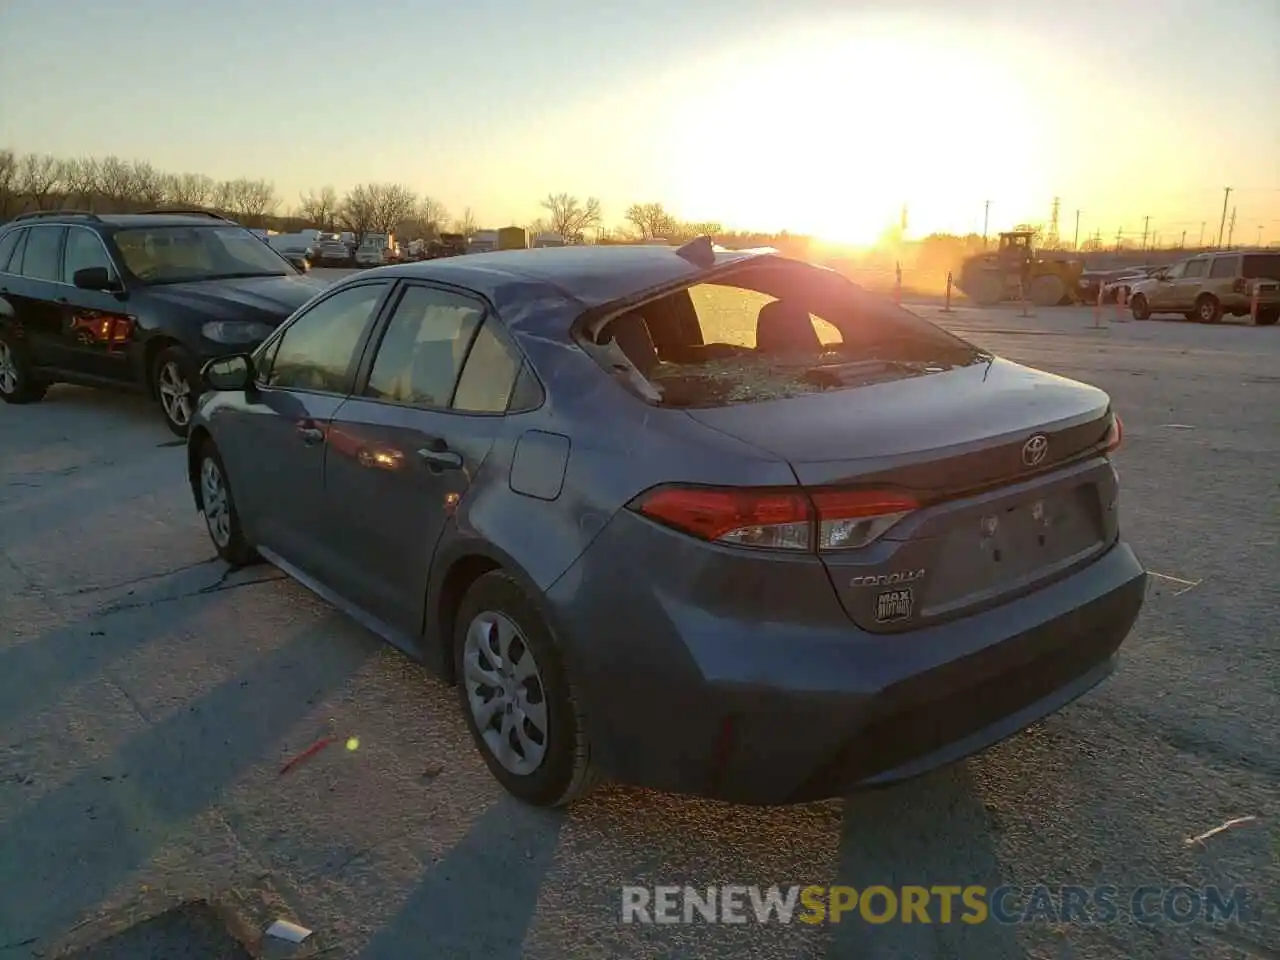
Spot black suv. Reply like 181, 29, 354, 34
0, 210, 326, 435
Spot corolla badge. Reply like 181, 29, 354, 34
1022, 434, 1049, 467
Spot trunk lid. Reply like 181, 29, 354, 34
687, 358, 1119, 631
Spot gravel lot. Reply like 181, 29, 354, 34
0, 285, 1276, 959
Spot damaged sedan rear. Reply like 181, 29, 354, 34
188, 239, 1146, 807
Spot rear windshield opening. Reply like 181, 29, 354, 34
594, 262, 988, 408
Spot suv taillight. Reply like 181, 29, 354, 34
1104, 414, 1123, 453
631, 485, 918, 552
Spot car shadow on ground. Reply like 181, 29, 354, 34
0, 613, 377, 948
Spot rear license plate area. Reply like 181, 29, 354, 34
920, 485, 1104, 616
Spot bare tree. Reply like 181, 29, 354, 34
527, 217, 550, 237
126, 160, 166, 207
540, 193, 601, 243
97, 156, 138, 211
0, 149, 18, 217
61, 158, 101, 209
210, 180, 236, 215
454, 206, 477, 237
224, 178, 277, 225
339, 184, 378, 240
417, 196, 449, 235
625, 202, 676, 239
370, 183, 417, 234
16, 154, 65, 210
166, 172, 215, 207
298, 186, 339, 230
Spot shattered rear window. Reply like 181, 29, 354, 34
597, 271, 986, 408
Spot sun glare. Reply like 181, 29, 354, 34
666, 21, 1049, 246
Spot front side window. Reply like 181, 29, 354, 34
1208, 256, 1239, 279
364, 285, 486, 408
1163, 261, 1185, 280
266, 282, 388, 393
1183, 259, 1208, 279
111, 225, 292, 284
63, 227, 117, 283
19, 226, 65, 282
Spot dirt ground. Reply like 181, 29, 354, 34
0, 292, 1276, 959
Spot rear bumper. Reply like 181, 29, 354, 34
545, 514, 1146, 805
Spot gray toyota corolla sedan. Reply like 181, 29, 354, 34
186, 239, 1146, 807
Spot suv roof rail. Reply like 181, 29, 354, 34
12, 209, 103, 223
140, 208, 233, 221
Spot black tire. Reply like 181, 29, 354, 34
1130, 294, 1151, 321
196, 439, 258, 567
1028, 273, 1066, 307
1254, 307, 1278, 327
0, 331, 49, 404
153, 344, 199, 437
453, 571, 598, 807
1194, 294, 1222, 324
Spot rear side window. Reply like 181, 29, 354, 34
0, 230, 22, 272
19, 226, 65, 282
1183, 259, 1208, 278
364, 285, 485, 408
1208, 256, 1238, 279
1242, 254, 1280, 280
452, 318, 524, 413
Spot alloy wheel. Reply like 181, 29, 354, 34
200, 456, 232, 548
462, 612, 549, 776
158, 360, 192, 427
0, 343, 17, 395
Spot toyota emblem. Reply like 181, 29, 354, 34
1022, 434, 1049, 467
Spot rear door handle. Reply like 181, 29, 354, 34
417, 446, 462, 470
297, 425, 324, 445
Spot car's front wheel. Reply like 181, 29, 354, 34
1130, 294, 1151, 320
197, 440, 258, 566
453, 571, 598, 807
155, 345, 199, 437
0, 334, 48, 404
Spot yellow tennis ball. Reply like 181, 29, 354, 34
346, 737, 359, 751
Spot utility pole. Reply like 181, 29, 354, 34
1217, 187, 1232, 248
1180, 229, 1186, 249
1257, 225, 1264, 246
982, 200, 990, 248
1226, 207, 1237, 248
1048, 196, 1061, 248
1115, 227, 1123, 253
1198, 222, 1205, 248
1073, 209, 1080, 249
1140, 215, 1150, 251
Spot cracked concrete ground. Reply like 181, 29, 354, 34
0, 298, 1276, 959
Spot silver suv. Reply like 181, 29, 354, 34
1129, 251, 1280, 325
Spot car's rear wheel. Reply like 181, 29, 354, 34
0, 335, 48, 405
198, 439, 258, 567
1130, 294, 1151, 320
155, 345, 198, 437
453, 571, 598, 807
1195, 294, 1222, 324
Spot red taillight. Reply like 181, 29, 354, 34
1104, 414, 1123, 452
634, 486, 813, 549
810, 489, 919, 550
631, 485, 918, 551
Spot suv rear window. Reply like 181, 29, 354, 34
1242, 254, 1280, 280
591, 261, 987, 408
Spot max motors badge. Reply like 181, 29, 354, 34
875, 588, 914, 623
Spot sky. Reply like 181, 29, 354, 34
1, 0, 1277, 246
